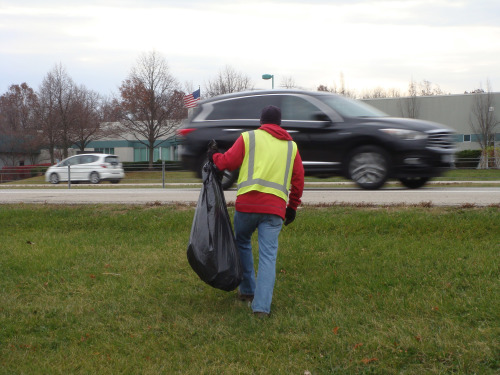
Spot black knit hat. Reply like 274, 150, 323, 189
260, 105, 281, 125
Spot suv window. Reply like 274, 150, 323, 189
80, 155, 99, 164
282, 96, 323, 121
60, 156, 81, 167
320, 95, 387, 118
105, 156, 119, 165
206, 95, 281, 120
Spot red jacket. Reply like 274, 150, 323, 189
213, 124, 305, 219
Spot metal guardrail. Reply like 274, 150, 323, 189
0, 161, 183, 182
61, 161, 180, 188
454, 157, 499, 169
120, 161, 198, 186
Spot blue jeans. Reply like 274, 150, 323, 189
234, 211, 284, 314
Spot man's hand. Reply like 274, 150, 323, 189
284, 207, 296, 226
207, 139, 219, 162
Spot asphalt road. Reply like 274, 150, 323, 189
0, 187, 499, 206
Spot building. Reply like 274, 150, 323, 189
362, 92, 500, 151
80, 134, 181, 163
0, 134, 41, 168
34, 124, 183, 165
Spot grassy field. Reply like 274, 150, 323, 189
0, 204, 498, 374
437, 168, 500, 181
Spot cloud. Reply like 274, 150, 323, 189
1, 0, 499, 96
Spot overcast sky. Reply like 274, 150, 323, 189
1, 0, 500, 97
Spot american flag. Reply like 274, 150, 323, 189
183, 89, 201, 108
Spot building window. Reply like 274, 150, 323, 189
134, 148, 148, 162
94, 147, 115, 154
463, 134, 471, 142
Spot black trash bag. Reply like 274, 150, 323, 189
187, 161, 242, 291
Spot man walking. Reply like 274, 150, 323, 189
209, 105, 304, 317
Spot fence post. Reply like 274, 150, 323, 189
68, 165, 71, 189
162, 160, 165, 188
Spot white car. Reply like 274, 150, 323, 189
45, 154, 125, 184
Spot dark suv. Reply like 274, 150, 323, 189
178, 90, 455, 190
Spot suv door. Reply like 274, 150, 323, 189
57, 155, 82, 181
281, 94, 344, 174
78, 155, 99, 180
200, 94, 283, 150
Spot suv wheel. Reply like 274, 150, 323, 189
347, 146, 389, 190
49, 173, 60, 184
220, 169, 239, 190
399, 177, 429, 189
89, 172, 100, 184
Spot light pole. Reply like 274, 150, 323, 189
262, 74, 274, 89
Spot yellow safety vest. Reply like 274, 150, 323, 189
237, 130, 298, 201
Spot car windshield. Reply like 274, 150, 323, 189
319, 95, 388, 118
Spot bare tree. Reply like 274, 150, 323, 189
360, 86, 401, 99
316, 72, 356, 98
117, 50, 185, 168
465, 88, 485, 94
51, 64, 78, 159
0, 83, 38, 131
469, 80, 500, 168
419, 80, 445, 96
0, 83, 42, 165
183, 82, 197, 97
72, 87, 120, 152
398, 79, 420, 119
279, 75, 298, 89
36, 74, 59, 164
361, 87, 386, 99
397, 79, 449, 118
35, 64, 78, 162
204, 65, 253, 98
337, 72, 356, 98
388, 88, 402, 98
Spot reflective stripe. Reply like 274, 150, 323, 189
237, 131, 293, 197
283, 137, 293, 186
238, 178, 290, 196
247, 131, 256, 181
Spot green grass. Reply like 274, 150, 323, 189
0, 204, 498, 374
439, 168, 500, 180
0, 171, 202, 186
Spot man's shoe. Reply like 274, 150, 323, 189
253, 312, 270, 319
237, 291, 254, 302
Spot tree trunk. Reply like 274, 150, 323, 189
49, 142, 56, 164
477, 151, 488, 169
148, 146, 154, 169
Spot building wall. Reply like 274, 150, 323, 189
362, 92, 500, 150
82, 137, 181, 163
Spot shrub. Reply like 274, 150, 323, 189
456, 149, 482, 159
30, 166, 49, 177
455, 149, 482, 168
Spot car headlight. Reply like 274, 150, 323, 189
379, 128, 428, 140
